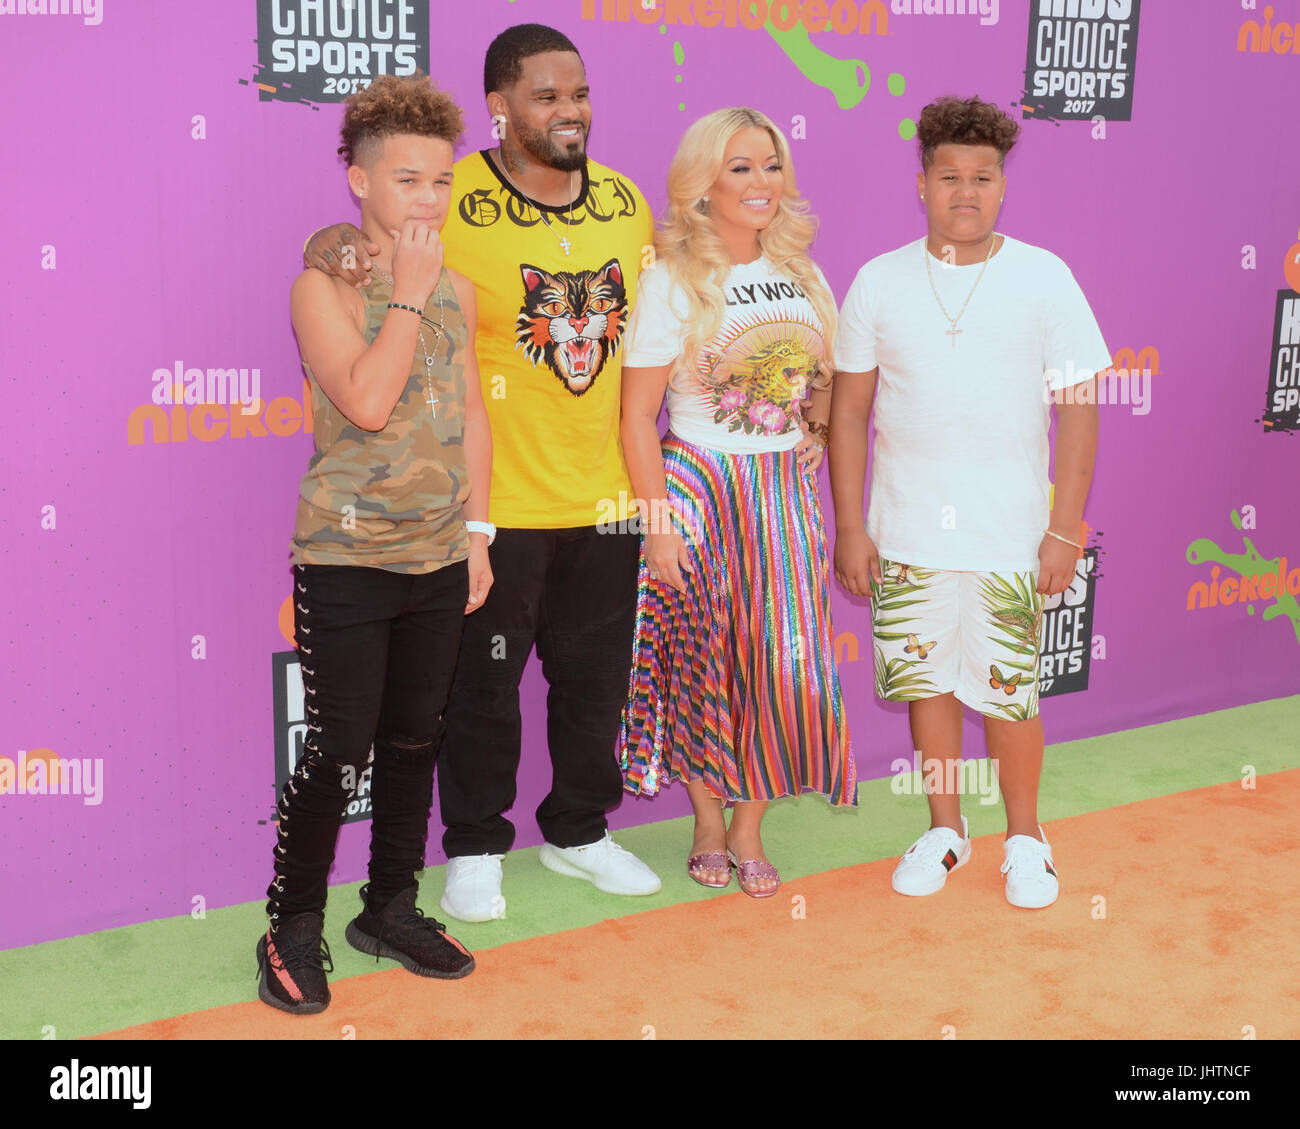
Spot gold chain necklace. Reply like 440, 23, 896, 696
494, 148, 577, 256
923, 233, 999, 348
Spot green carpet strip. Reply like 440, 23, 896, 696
1, 695, 1295, 1040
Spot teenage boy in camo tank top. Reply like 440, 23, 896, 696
257, 73, 493, 1016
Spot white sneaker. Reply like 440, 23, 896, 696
1001, 825, 1059, 909
538, 832, 662, 895
439, 854, 507, 923
891, 816, 971, 896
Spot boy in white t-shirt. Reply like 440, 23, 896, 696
829, 96, 1108, 909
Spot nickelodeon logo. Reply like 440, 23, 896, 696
581, 0, 889, 34
1187, 513, 1300, 643
128, 379, 314, 445
1186, 558, 1300, 610
1237, 6, 1300, 54
1111, 345, 1159, 375
834, 630, 863, 664
278, 594, 299, 649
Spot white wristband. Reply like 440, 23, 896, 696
465, 520, 496, 545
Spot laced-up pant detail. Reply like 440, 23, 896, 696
267, 560, 469, 928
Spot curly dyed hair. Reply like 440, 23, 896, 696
917, 96, 1020, 169
338, 72, 464, 167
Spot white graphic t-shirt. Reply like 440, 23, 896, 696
624, 256, 829, 455
834, 235, 1111, 573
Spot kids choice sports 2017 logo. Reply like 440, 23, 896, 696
1039, 547, 1099, 697
1264, 289, 1300, 432
271, 598, 373, 824
271, 653, 373, 824
1022, 0, 1141, 122
254, 0, 429, 104
1262, 231, 1300, 433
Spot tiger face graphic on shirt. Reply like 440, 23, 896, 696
439, 151, 653, 529
515, 258, 627, 397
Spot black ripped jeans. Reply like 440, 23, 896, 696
267, 560, 468, 923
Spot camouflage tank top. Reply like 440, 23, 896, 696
289, 269, 470, 574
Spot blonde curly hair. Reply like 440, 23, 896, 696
655, 107, 837, 391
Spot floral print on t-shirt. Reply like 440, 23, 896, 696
701, 315, 824, 438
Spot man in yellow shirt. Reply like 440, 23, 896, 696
305, 24, 660, 920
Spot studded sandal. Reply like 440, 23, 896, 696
687, 850, 732, 889
726, 849, 781, 899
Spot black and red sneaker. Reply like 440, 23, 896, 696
256, 911, 333, 1015
345, 884, 476, 979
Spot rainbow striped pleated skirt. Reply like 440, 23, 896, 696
617, 435, 856, 806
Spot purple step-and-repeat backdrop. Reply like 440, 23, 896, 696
3, 0, 1298, 949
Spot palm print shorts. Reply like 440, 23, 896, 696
869, 558, 1045, 721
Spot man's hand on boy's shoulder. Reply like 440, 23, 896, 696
304, 223, 377, 287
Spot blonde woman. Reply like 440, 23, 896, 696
617, 107, 856, 897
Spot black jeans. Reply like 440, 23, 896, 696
438, 525, 639, 856
267, 560, 467, 922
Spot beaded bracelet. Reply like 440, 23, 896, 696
806, 420, 831, 447
387, 301, 423, 316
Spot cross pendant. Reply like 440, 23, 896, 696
426, 388, 439, 417
945, 326, 962, 347
559, 237, 571, 255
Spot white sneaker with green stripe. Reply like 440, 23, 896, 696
891, 816, 971, 896
1001, 825, 1059, 909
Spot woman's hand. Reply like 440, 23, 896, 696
645, 530, 692, 595
794, 429, 826, 473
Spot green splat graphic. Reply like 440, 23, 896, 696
766, 23, 871, 110
765, 24, 912, 138
1186, 511, 1300, 644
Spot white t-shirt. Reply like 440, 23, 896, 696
624, 256, 829, 454
834, 235, 1110, 573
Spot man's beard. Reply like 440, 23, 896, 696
514, 118, 591, 173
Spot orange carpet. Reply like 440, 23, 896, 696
99, 772, 1300, 1040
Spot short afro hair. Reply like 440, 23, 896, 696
338, 72, 464, 167
483, 23, 581, 97
917, 96, 1020, 170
